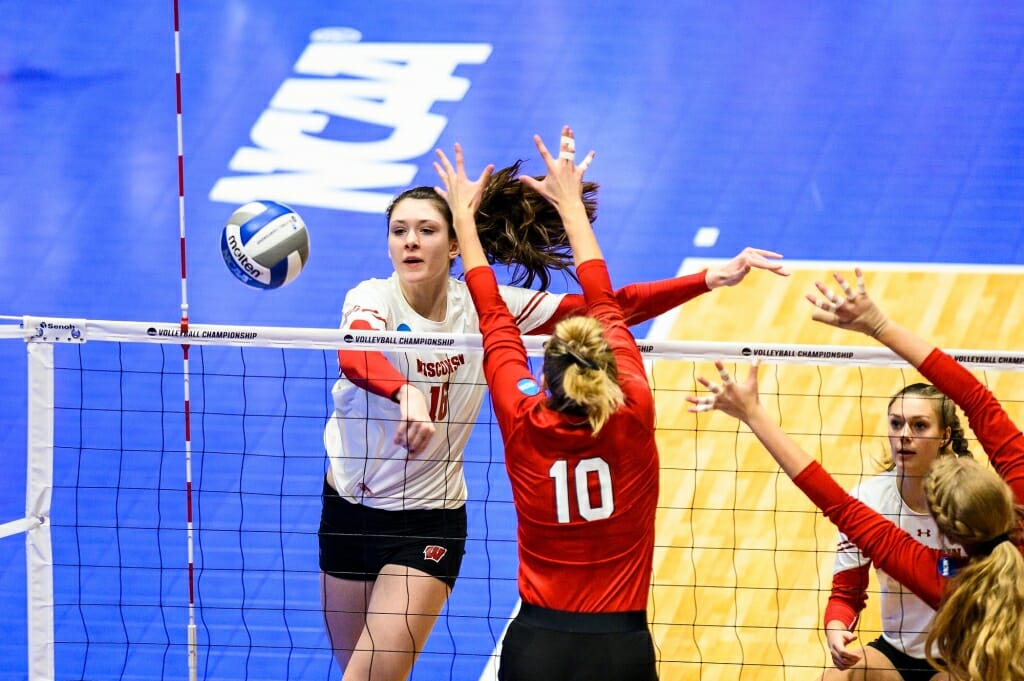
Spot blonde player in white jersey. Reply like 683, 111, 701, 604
820, 386, 970, 681
320, 153, 790, 681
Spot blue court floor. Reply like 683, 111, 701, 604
2, 2, 1023, 679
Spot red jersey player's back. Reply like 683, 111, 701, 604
436, 126, 666, 681
438, 125, 787, 681
480, 258, 658, 613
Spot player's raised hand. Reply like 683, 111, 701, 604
806, 268, 889, 338
705, 247, 790, 289
518, 125, 595, 211
433, 143, 494, 225
687, 360, 763, 424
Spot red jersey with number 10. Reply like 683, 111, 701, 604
467, 259, 658, 613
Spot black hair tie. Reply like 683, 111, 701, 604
549, 336, 598, 370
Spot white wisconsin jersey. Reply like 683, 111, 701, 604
833, 469, 960, 658
325, 273, 563, 511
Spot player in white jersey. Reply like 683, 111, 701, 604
325, 273, 562, 512
320, 166, 790, 681
820, 383, 971, 681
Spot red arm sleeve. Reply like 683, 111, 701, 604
576, 260, 652, 418
336, 320, 408, 401
823, 565, 870, 630
917, 349, 1024, 502
465, 266, 535, 434
530, 270, 710, 335
793, 462, 945, 608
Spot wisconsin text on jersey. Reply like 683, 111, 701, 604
417, 355, 466, 378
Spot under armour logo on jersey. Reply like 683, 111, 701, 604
917, 529, 932, 537
423, 545, 447, 563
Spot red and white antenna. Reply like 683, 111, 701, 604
171, 1, 199, 678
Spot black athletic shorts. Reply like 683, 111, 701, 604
498, 602, 658, 681
317, 477, 467, 589
867, 636, 942, 681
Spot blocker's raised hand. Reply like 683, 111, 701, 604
518, 125, 595, 210
687, 360, 763, 424
806, 268, 889, 338
433, 142, 494, 223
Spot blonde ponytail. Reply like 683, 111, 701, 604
543, 317, 624, 435
923, 455, 1024, 680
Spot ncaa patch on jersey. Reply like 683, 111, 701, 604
517, 377, 540, 396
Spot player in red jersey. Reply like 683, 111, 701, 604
434, 127, 661, 680
688, 269, 1024, 681
321, 163, 789, 678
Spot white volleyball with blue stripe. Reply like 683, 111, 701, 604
221, 200, 310, 289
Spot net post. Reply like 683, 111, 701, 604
26, 341, 55, 681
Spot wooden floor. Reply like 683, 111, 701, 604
645, 263, 1024, 680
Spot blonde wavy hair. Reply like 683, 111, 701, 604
923, 455, 1024, 680
542, 316, 624, 435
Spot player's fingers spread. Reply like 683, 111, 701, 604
435, 148, 455, 174
432, 162, 447, 185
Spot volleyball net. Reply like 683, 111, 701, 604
2, 315, 1023, 681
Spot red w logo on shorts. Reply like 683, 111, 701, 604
423, 545, 447, 563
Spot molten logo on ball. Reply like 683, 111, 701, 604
221, 200, 310, 289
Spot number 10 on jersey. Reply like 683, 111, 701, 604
548, 457, 614, 523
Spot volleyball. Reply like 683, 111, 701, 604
221, 200, 310, 289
